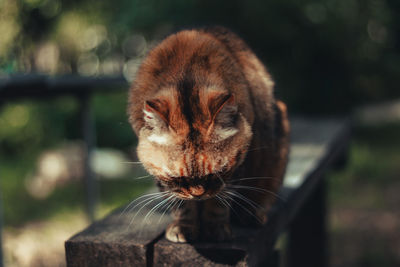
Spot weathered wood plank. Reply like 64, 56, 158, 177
65, 201, 173, 267
65, 117, 351, 267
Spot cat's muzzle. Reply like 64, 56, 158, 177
168, 174, 225, 200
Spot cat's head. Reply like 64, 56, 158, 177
136, 87, 252, 200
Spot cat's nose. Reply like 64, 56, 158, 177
189, 185, 205, 197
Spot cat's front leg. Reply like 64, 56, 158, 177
201, 198, 232, 242
166, 200, 199, 243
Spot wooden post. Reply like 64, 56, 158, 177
79, 93, 98, 222
0, 106, 4, 267
0, 171, 4, 267
287, 179, 327, 267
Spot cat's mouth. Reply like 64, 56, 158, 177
162, 175, 225, 200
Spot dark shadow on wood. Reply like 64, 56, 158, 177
195, 247, 247, 265
288, 179, 327, 267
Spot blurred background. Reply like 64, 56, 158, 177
0, 0, 399, 266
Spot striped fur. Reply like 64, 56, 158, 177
128, 27, 290, 242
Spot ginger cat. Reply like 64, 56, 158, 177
128, 26, 289, 243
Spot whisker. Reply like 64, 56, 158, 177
215, 194, 241, 219
156, 198, 185, 226
247, 146, 271, 152
229, 176, 279, 183
121, 161, 143, 165
227, 184, 267, 194
127, 193, 171, 228
125, 195, 160, 229
173, 198, 184, 212
215, 172, 226, 186
163, 197, 178, 212
126, 194, 165, 216
215, 193, 238, 216
225, 190, 263, 211
176, 199, 184, 211
217, 192, 244, 219
158, 197, 178, 224
221, 191, 262, 224
144, 195, 174, 223
215, 194, 228, 209
227, 185, 286, 202
163, 197, 183, 222
119, 191, 169, 218
133, 174, 153, 180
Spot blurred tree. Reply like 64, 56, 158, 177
1, 0, 399, 113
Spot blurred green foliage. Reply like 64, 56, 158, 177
330, 122, 400, 195
0, 92, 141, 226
0, 92, 135, 158
0, 0, 399, 231
0, 0, 399, 217
1, 2, 399, 265
1, 0, 399, 112
328, 122, 400, 266
0, 149, 152, 226
329, 122, 400, 213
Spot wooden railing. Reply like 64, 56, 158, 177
65, 117, 351, 267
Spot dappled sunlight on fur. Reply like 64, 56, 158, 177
128, 26, 289, 242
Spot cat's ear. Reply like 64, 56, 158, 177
143, 98, 170, 129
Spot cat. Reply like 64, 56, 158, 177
128, 26, 289, 243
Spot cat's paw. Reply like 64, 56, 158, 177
165, 222, 199, 243
203, 222, 232, 242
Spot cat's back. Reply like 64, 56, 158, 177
199, 27, 275, 120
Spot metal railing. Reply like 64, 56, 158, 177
0, 74, 130, 266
